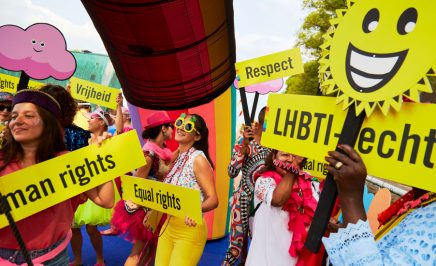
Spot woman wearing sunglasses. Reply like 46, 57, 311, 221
0, 92, 13, 149
0, 92, 13, 124
155, 113, 218, 266
69, 108, 117, 266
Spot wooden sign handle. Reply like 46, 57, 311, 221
250, 92, 259, 122
239, 87, 252, 125
305, 105, 365, 252
17, 71, 30, 91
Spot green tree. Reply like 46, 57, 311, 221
286, 0, 346, 95
285, 60, 319, 95
297, 0, 347, 58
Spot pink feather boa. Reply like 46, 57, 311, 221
142, 141, 172, 161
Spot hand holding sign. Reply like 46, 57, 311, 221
121, 176, 203, 224
325, 144, 367, 210
184, 216, 197, 227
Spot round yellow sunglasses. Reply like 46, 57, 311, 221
174, 113, 199, 134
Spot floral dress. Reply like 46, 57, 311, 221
164, 147, 206, 201
246, 171, 321, 266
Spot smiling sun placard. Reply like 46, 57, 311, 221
319, 0, 436, 116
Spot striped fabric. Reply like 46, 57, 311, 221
81, 0, 236, 110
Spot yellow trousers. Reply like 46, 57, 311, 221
155, 216, 207, 266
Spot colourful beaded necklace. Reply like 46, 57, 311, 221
165, 147, 195, 185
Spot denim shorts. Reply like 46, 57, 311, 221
0, 236, 69, 265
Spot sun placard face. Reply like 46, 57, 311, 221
320, 0, 436, 116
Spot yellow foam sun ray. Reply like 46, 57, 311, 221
364, 102, 377, 117
427, 63, 436, 76
415, 77, 433, 93
346, 0, 356, 8
340, 96, 354, 111
329, 18, 340, 28
355, 100, 366, 115
389, 97, 402, 112
378, 100, 391, 116
321, 79, 338, 95
320, 41, 331, 51
318, 1, 436, 117
319, 63, 331, 74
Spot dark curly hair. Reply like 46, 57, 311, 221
142, 123, 173, 140
40, 84, 78, 128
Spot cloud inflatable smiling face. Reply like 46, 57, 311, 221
31, 38, 46, 53
320, 0, 436, 116
0, 23, 76, 80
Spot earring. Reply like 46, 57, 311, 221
162, 131, 166, 137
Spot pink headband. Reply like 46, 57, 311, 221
91, 109, 109, 126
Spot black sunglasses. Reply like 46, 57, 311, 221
0, 104, 11, 112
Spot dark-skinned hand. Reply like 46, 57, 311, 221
325, 144, 368, 225
325, 144, 367, 199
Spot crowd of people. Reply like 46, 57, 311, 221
0, 85, 434, 266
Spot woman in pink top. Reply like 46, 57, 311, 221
0, 89, 114, 266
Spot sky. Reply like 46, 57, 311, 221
0, 0, 309, 122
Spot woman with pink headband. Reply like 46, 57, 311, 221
69, 108, 117, 266
0, 89, 114, 265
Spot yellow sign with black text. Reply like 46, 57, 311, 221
0, 131, 146, 229
262, 94, 346, 160
302, 159, 328, 179
262, 94, 436, 192
70, 77, 119, 109
235, 48, 304, 87
121, 175, 203, 224
0, 73, 45, 93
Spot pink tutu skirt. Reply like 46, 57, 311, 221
111, 200, 153, 242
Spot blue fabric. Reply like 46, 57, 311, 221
107, 125, 116, 136
0, 242, 68, 265
44, 248, 69, 266
323, 201, 436, 265
338, 185, 374, 223
64, 124, 91, 151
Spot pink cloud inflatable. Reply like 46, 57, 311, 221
0, 23, 76, 80
233, 77, 283, 95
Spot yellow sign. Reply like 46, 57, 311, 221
70, 77, 119, 109
262, 94, 346, 161
235, 48, 304, 87
302, 159, 328, 179
0, 131, 145, 229
0, 73, 45, 93
262, 94, 436, 192
319, 0, 436, 116
121, 175, 203, 224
